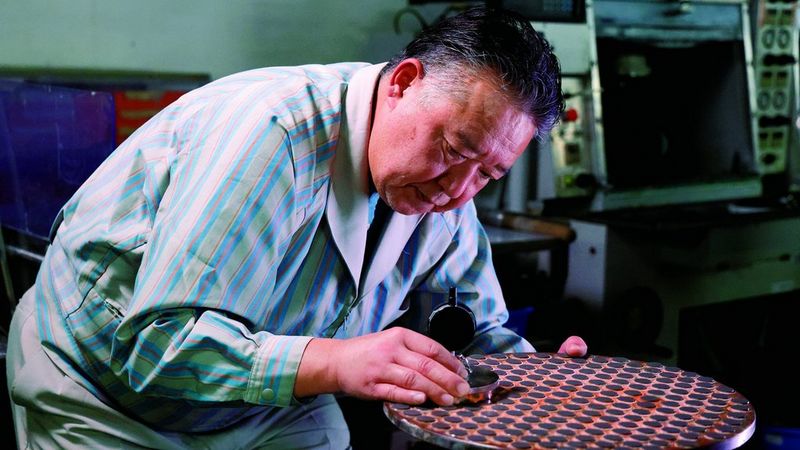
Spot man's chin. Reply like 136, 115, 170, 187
386, 198, 434, 215
393, 204, 433, 215
384, 190, 445, 215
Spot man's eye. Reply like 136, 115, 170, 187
445, 142, 466, 162
478, 170, 492, 181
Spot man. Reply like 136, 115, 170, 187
7, 6, 586, 449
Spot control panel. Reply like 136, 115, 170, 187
548, 76, 597, 197
753, 0, 799, 175
533, 0, 605, 202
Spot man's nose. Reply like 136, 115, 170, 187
438, 161, 479, 199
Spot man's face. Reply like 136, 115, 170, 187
368, 60, 536, 215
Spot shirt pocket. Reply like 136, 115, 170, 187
65, 287, 124, 366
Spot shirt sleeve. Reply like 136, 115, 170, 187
413, 202, 536, 355
111, 102, 311, 408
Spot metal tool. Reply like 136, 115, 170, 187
428, 287, 500, 403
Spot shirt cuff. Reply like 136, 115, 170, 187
245, 335, 314, 407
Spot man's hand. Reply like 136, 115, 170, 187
295, 328, 470, 406
557, 335, 588, 357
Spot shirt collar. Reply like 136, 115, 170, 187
325, 62, 425, 294
326, 63, 385, 287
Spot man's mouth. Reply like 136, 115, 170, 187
415, 186, 450, 207
429, 193, 450, 207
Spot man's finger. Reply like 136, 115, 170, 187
382, 363, 455, 406
400, 330, 465, 375
372, 383, 427, 405
558, 335, 588, 357
393, 350, 470, 398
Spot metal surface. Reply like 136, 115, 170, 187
483, 226, 562, 253
459, 366, 502, 405
385, 352, 755, 449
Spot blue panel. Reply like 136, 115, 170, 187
0, 81, 115, 238
594, 0, 743, 37
505, 306, 535, 338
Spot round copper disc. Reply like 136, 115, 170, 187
384, 353, 755, 449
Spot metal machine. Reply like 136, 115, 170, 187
592, 0, 762, 209
420, 1, 800, 365
538, 0, 769, 208
537, 0, 800, 363
532, 0, 606, 203
476, 0, 602, 212
753, 0, 800, 178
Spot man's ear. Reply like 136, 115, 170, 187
388, 58, 424, 98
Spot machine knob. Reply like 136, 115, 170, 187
564, 108, 579, 122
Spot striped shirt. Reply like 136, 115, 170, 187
34, 62, 533, 432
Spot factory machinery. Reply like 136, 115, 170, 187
477, 1, 800, 436
488, 0, 800, 368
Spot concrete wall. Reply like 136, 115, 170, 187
0, 0, 436, 80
